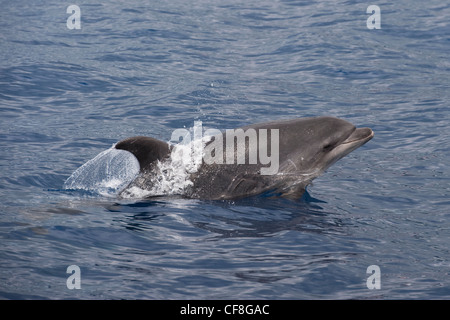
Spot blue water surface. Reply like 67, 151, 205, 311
0, 0, 449, 299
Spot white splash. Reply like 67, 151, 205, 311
64, 129, 214, 199
119, 136, 211, 199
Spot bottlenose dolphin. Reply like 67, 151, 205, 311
114, 116, 373, 200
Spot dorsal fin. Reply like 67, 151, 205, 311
115, 136, 171, 171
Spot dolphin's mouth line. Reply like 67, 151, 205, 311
341, 127, 374, 145
275, 169, 320, 177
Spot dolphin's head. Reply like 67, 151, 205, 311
275, 116, 374, 178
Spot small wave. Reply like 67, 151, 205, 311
63, 147, 140, 197
64, 133, 213, 199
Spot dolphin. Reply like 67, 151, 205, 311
113, 116, 374, 200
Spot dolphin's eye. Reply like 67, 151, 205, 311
323, 143, 333, 151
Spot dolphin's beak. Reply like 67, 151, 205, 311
325, 127, 374, 169
341, 127, 374, 147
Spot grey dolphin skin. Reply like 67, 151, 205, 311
115, 116, 374, 200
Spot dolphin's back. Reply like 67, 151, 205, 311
115, 136, 171, 171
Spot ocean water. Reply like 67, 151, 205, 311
0, 0, 449, 299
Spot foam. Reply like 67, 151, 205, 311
64, 133, 214, 199
119, 136, 211, 199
